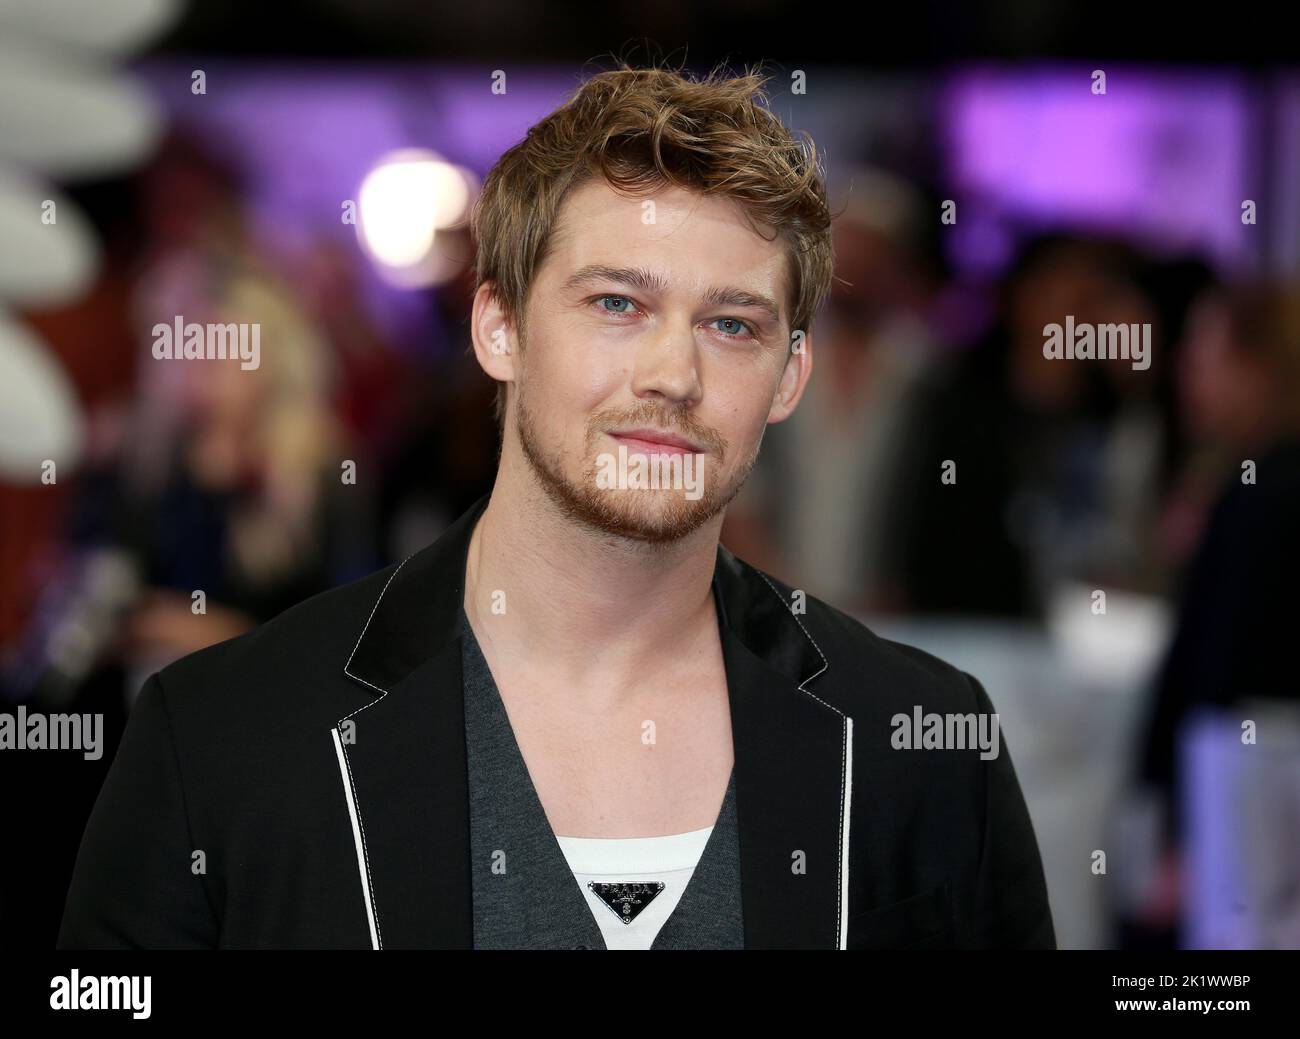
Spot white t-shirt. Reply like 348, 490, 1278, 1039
555, 826, 714, 949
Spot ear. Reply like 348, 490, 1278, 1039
767, 328, 813, 423
470, 282, 520, 390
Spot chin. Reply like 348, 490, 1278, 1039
579, 488, 720, 544
555, 462, 742, 543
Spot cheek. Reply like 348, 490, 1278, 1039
574, 352, 626, 410
527, 333, 614, 419
709, 364, 778, 444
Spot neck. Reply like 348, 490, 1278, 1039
463, 440, 723, 695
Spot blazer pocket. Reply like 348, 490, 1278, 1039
845, 882, 952, 950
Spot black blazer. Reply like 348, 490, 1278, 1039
57, 492, 1056, 949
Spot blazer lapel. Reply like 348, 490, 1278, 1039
331, 497, 487, 949
713, 551, 852, 949
335, 642, 471, 948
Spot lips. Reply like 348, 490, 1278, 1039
607, 428, 703, 454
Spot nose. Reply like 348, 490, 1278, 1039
629, 317, 702, 406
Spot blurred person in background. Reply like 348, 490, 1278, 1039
296, 236, 408, 473
1093, 257, 1215, 595
1045, 253, 1213, 599
54, 130, 365, 694
375, 224, 501, 562
1126, 278, 1300, 947
885, 233, 1171, 618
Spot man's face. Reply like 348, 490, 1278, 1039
506, 178, 804, 544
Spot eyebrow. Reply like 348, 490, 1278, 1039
561, 265, 783, 326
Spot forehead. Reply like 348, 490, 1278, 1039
541, 178, 789, 303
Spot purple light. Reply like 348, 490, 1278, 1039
943, 63, 1252, 272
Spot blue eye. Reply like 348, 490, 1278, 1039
711, 316, 756, 338
598, 295, 638, 315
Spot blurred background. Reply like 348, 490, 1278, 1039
1, 0, 1298, 950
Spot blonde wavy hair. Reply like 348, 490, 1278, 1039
470, 60, 836, 431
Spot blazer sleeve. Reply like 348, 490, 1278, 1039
57, 671, 220, 949
963, 671, 1057, 949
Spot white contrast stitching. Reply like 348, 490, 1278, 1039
339, 740, 382, 949
341, 553, 415, 718
332, 728, 380, 949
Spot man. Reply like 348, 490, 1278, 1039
58, 64, 1055, 949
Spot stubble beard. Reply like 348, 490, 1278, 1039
514, 380, 760, 546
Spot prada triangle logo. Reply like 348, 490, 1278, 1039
588, 882, 666, 925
